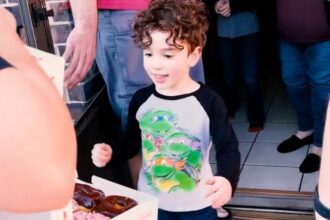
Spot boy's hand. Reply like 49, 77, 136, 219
91, 143, 112, 167
205, 176, 232, 208
214, 0, 231, 17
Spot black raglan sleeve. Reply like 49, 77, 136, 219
209, 91, 240, 194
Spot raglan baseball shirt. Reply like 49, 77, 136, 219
110, 83, 240, 212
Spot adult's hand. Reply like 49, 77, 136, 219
215, 0, 231, 17
63, 26, 96, 88
63, 0, 97, 88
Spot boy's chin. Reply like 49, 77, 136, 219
154, 83, 168, 89
153, 83, 171, 91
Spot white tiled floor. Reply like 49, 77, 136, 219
210, 82, 319, 193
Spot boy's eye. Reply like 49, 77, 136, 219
164, 54, 173, 58
144, 53, 152, 57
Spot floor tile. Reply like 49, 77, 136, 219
210, 75, 314, 195
210, 141, 252, 165
238, 165, 302, 191
256, 123, 297, 143
267, 106, 296, 122
232, 122, 257, 142
239, 142, 253, 164
245, 142, 308, 167
300, 171, 319, 192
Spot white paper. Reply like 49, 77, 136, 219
25, 46, 65, 96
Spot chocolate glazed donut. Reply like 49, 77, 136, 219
73, 183, 105, 211
95, 195, 138, 218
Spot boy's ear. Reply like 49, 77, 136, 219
188, 46, 202, 67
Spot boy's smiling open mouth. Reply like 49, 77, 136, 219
152, 73, 169, 83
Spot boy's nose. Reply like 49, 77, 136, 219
150, 58, 164, 70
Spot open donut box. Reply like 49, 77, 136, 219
0, 176, 158, 220
73, 176, 159, 220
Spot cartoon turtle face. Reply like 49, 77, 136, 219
140, 110, 176, 136
148, 156, 197, 192
166, 131, 202, 169
166, 132, 200, 158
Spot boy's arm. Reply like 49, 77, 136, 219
103, 93, 143, 166
211, 95, 240, 194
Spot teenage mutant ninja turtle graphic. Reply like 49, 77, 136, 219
139, 109, 202, 193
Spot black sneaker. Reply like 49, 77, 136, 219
277, 135, 313, 153
299, 153, 320, 173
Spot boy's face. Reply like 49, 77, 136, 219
143, 31, 201, 93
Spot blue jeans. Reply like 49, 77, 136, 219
279, 39, 330, 147
158, 206, 218, 220
217, 33, 264, 124
96, 10, 205, 130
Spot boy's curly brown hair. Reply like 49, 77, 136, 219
132, 0, 209, 53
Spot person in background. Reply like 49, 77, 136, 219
276, 0, 330, 173
0, 7, 77, 213
66, 0, 206, 188
214, 0, 265, 132
91, 0, 240, 219
314, 100, 330, 220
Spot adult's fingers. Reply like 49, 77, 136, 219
65, 47, 95, 88
64, 47, 81, 87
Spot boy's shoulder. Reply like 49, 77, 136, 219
200, 84, 218, 94
134, 84, 155, 96
130, 84, 155, 104
197, 83, 223, 101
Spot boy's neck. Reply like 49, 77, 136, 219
155, 78, 200, 96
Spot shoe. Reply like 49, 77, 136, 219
248, 123, 264, 133
217, 207, 232, 220
277, 135, 313, 153
299, 153, 320, 173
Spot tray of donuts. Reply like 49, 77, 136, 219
73, 176, 158, 220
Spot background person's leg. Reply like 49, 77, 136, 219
239, 33, 264, 131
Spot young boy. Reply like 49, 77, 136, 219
91, 0, 240, 219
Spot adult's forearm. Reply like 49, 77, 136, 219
69, 0, 97, 30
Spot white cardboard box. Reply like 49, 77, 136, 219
0, 202, 72, 220
77, 176, 159, 220
0, 176, 158, 220
26, 46, 65, 96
